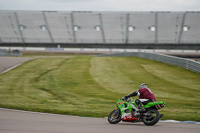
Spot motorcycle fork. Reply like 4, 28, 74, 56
113, 108, 120, 116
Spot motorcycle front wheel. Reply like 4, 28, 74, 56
142, 109, 160, 126
108, 108, 121, 124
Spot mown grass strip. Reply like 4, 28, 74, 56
0, 56, 200, 121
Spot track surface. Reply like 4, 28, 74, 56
0, 57, 33, 74
0, 109, 199, 133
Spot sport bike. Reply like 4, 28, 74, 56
108, 97, 166, 126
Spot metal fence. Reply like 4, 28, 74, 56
96, 52, 200, 73
0, 49, 22, 56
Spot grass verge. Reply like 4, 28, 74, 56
0, 56, 200, 121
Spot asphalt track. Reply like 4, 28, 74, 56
0, 108, 200, 133
0, 57, 33, 74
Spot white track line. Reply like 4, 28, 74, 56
0, 63, 22, 74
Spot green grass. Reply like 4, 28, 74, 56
0, 56, 200, 121
21, 51, 97, 57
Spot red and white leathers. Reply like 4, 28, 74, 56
138, 88, 156, 102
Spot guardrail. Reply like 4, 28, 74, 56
0, 52, 22, 56
96, 52, 200, 73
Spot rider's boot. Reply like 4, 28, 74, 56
137, 103, 146, 112
133, 103, 146, 117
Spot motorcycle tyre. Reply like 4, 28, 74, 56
142, 109, 160, 126
108, 109, 121, 124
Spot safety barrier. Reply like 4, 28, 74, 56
0, 49, 22, 56
97, 52, 200, 73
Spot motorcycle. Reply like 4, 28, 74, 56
108, 97, 166, 126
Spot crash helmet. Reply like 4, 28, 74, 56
139, 83, 147, 89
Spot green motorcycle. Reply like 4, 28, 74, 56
108, 97, 166, 126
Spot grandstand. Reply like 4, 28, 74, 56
0, 10, 200, 49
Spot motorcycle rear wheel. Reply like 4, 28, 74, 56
142, 109, 160, 126
108, 108, 121, 124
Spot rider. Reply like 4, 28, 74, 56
124, 83, 156, 112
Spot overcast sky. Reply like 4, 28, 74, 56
0, 0, 200, 11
